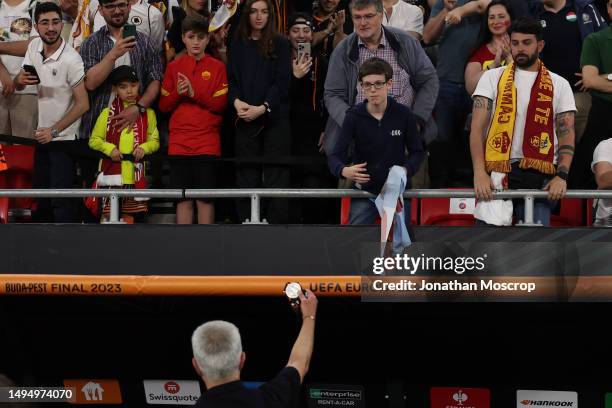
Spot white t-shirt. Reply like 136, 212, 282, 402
473, 66, 576, 163
89, 0, 164, 51
0, 0, 37, 94
22, 37, 85, 140
591, 138, 612, 226
382, 0, 423, 36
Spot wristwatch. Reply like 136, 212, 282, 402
50, 128, 59, 139
555, 170, 569, 181
263, 101, 271, 114
135, 102, 146, 113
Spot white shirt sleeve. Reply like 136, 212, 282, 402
553, 76, 577, 115
592, 139, 612, 173
67, 53, 86, 87
21, 40, 35, 68
406, 6, 423, 35
149, 5, 165, 52
472, 68, 500, 101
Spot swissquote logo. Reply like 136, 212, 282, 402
143, 380, 201, 405
63, 379, 122, 404
516, 390, 577, 407
430, 387, 490, 408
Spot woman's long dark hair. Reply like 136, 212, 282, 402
478, 0, 514, 46
237, 0, 278, 58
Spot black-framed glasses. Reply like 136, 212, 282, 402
102, 2, 129, 11
360, 81, 387, 90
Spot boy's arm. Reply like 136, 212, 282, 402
193, 66, 228, 114
88, 109, 117, 156
159, 65, 181, 112
403, 113, 425, 177
327, 111, 355, 178
139, 109, 160, 154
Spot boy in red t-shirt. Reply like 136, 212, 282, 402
159, 16, 228, 224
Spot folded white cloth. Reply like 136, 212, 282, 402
473, 171, 513, 226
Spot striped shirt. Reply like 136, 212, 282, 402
79, 25, 163, 140
356, 30, 415, 108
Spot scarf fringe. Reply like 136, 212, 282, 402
485, 161, 511, 174
519, 158, 556, 175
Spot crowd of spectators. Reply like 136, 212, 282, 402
0, 0, 609, 225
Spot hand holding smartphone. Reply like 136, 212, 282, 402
297, 42, 311, 61
22, 64, 40, 84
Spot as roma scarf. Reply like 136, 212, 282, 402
485, 61, 556, 175
101, 98, 148, 188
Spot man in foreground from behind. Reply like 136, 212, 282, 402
190, 289, 318, 407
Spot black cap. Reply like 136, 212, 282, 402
108, 65, 139, 85
287, 13, 314, 30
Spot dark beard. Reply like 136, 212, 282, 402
515, 53, 538, 68
40, 34, 60, 46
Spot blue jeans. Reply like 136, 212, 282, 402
509, 164, 555, 226
349, 197, 412, 226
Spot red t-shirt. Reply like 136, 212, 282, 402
159, 54, 228, 156
469, 44, 498, 71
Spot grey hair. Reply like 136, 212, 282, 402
349, 0, 383, 13
191, 321, 243, 381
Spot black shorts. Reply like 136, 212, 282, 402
169, 155, 217, 202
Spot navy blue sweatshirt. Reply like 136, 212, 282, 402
327, 97, 425, 194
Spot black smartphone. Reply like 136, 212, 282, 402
22, 64, 40, 83
122, 23, 137, 39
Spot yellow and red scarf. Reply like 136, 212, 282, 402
101, 98, 148, 189
485, 61, 556, 175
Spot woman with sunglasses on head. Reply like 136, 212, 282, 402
228, 0, 291, 224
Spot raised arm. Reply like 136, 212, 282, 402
286, 289, 318, 384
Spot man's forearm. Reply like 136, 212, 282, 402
138, 80, 161, 108
470, 97, 493, 173
0, 40, 30, 57
287, 319, 315, 376
423, 9, 448, 44
555, 111, 576, 173
84, 53, 117, 91
596, 171, 612, 189
585, 74, 612, 93
53, 84, 89, 133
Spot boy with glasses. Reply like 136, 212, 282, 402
327, 57, 425, 224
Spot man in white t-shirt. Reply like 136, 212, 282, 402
382, 0, 423, 40
591, 138, 612, 226
0, 0, 38, 138
470, 18, 577, 226
14, 1, 89, 222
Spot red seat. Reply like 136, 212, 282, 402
0, 197, 8, 224
340, 196, 418, 225
550, 198, 584, 227
420, 195, 476, 226
586, 198, 594, 226
0, 145, 35, 222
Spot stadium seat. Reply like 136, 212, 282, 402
0, 145, 35, 222
586, 198, 594, 227
0, 197, 8, 224
550, 198, 584, 227
420, 195, 476, 226
340, 197, 418, 225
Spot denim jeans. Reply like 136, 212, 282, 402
349, 197, 412, 226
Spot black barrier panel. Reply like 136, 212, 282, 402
3, 225, 612, 277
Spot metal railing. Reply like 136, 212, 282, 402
0, 188, 608, 225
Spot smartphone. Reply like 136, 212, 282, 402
122, 23, 137, 39
297, 42, 311, 60
22, 64, 40, 83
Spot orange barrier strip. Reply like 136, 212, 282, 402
1, 275, 612, 299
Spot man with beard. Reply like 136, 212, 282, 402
470, 18, 577, 226
78, 0, 162, 187
13, 1, 89, 222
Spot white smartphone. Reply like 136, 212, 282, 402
297, 42, 311, 60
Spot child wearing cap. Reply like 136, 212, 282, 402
88, 65, 160, 223
159, 15, 228, 225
